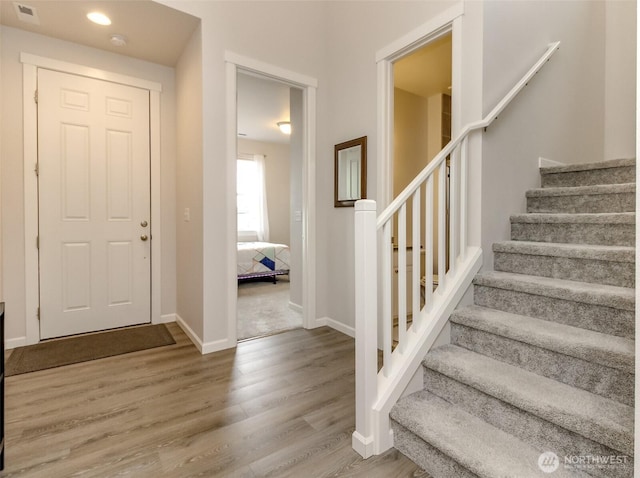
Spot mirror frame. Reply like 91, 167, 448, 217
334, 136, 367, 207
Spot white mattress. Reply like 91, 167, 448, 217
237, 242, 291, 277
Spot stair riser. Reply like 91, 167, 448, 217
391, 421, 479, 478
541, 167, 636, 188
422, 368, 634, 478
451, 323, 634, 406
493, 252, 635, 288
473, 285, 634, 339
510, 222, 635, 246
526, 192, 635, 214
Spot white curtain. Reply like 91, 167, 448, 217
254, 154, 270, 242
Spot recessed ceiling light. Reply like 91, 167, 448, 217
87, 12, 111, 26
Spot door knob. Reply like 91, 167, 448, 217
140, 235, 148, 241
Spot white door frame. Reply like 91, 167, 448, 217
225, 52, 318, 341
375, 3, 464, 210
21, 53, 163, 345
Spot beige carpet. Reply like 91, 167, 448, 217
237, 278, 302, 340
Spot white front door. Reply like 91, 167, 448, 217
38, 68, 151, 339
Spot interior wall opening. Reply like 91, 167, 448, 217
235, 70, 304, 341
390, 31, 452, 333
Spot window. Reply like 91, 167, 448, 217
237, 155, 269, 241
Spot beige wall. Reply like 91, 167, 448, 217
175, 25, 203, 338
480, 0, 611, 269
237, 138, 291, 246
604, 0, 636, 159
0, 26, 177, 344
155, 0, 636, 342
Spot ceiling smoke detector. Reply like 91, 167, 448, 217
110, 34, 127, 47
13, 2, 40, 25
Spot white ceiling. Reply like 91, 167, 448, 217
237, 72, 291, 145
394, 33, 452, 99
1, 1, 289, 145
0, 0, 200, 67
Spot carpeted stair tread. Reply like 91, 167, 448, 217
526, 183, 635, 214
451, 305, 634, 374
423, 345, 634, 455
510, 212, 635, 246
540, 158, 635, 175
510, 212, 635, 224
391, 391, 587, 478
540, 158, 635, 187
474, 271, 635, 311
492, 241, 635, 287
526, 182, 635, 198
493, 240, 635, 262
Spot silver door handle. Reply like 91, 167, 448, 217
140, 235, 148, 241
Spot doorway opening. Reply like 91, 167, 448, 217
390, 31, 453, 334
225, 52, 319, 347
235, 71, 304, 340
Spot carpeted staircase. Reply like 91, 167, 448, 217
390, 158, 635, 477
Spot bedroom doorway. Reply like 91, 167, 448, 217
235, 71, 304, 340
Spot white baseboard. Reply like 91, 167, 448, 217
324, 317, 355, 338
288, 301, 303, 313
5, 336, 27, 350
157, 313, 177, 324
175, 314, 235, 355
538, 156, 566, 168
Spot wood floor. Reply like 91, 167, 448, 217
2, 324, 428, 477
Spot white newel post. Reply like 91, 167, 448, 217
352, 199, 378, 459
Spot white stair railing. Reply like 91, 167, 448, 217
353, 41, 561, 458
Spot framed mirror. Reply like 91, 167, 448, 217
334, 136, 367, 207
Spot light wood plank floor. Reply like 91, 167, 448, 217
2, 324, 428, 477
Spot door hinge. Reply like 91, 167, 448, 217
34, 89, 38, 104
34, 162, 39, 176
37, 307, 40, 321
36, 235, 39, 249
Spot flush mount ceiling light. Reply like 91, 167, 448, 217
87, 11, 111, 26
277, 121, 291, 135
110, 34, 127, 47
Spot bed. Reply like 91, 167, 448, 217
237, 242, 291, 282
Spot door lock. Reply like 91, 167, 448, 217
140, 235, 148, 241
140, 220, 148, 227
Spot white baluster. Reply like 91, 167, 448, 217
398, 204, 407, 352
382, 221, 392, 375
438, 162, 447, 290
424, 175, 434, 308
412, 190, 421, 329
449, 146, 459, 274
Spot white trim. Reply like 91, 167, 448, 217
20, 53, 162, 92
325, 317, 355, 338
159, 313, 177, 324
6, 337, 27, 350
225, 61, 239, 349
302, 86, 318, 330
176, 313, 235, 354
375, 2, 464, 62
288, 301, 303, 313
225, 52, 318, 346
21, 55, 162, 344
23, 62, 39, 345
149, 90, 162, 327
538, 156, 566, 168
224, 51, 318, 88
375, 8, 462, 212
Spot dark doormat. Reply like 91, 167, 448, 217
6, 324, 176, 376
